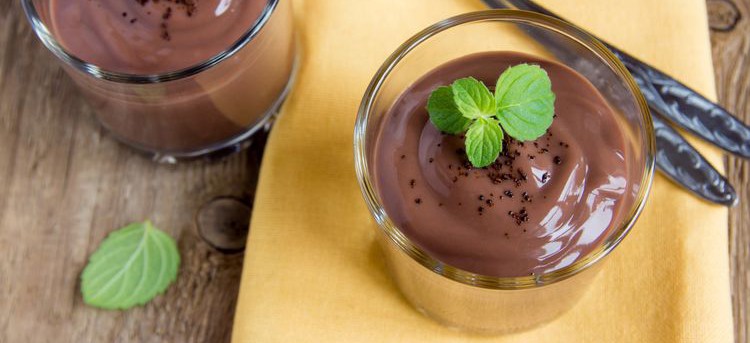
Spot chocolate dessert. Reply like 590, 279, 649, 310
373, 52, 630, 277
51, 0, 267, 74
48, 0, 295, 153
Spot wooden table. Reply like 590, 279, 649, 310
0, 1, 748, 342
709, 1, 750, 342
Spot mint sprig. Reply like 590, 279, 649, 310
427, 63, 556, 168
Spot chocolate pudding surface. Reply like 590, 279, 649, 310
373, 52, 632, 277
50, 0, 267, 74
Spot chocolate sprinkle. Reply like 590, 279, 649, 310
163, 7, 172, 20
508, 207, 530, 225
134, 0, 199, 40
522, 192, 533, 203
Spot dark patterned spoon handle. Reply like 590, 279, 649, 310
614, 50, 750, 158
489, 0, 750, 158
652, 113, 737, 206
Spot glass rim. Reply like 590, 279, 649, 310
353, 9, 656, 290
21, 0, 279, 84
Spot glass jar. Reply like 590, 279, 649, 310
23, 0, 297, 162
354, 10, 655, 333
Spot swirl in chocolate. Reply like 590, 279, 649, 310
51, 0, 266, 74
373, 52, 631, 277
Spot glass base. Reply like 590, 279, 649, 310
106, 54, 299, 164
148, 111, 277, 164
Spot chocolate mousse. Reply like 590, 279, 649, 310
48, 0, 295, 153
51, 0, 266, 74
373, 52, 631, 277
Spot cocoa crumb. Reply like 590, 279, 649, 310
162, 6, 172, 20
508, 207, 530, 225
522, 192, 532, 203
160, 22, 170, 41
135, 0, 200, 40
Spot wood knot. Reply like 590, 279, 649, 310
196, 197, 252, 254
708, 0, 742, 32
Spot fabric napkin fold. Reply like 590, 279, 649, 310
232, 0, 734, 341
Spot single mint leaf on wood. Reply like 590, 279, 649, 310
451, 77, 496, 119
494, 64, 555, 141
465, 117, 504, 168
427, 86, 472, 134
81, 221, 180, 310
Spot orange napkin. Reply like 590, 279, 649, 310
232, 0, 734, 341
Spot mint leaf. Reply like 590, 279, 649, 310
424, 63, 556, 168
465, 118, 504, 168
427, 86, 472, 134
81, 221, 180, 310
494, 64, 555, 141
451, 77, 495, 119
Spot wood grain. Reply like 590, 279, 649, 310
0, 2, 262, 342
708, 1, 750, 342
